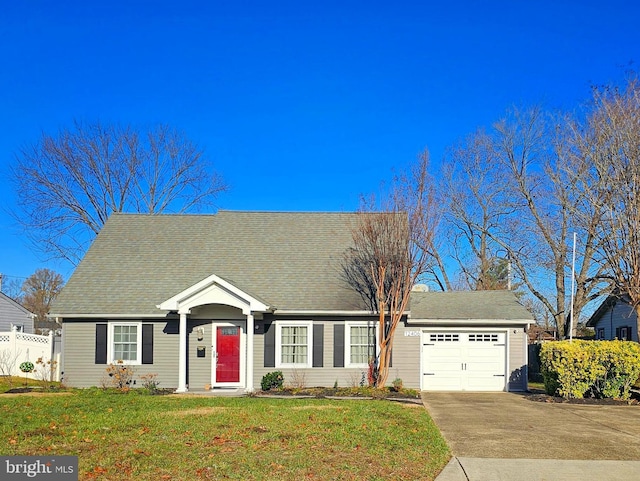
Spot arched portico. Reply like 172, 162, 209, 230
157, 274, 270, 393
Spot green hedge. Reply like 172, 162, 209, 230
260, 371, 284, 391
540, 340, 640, 399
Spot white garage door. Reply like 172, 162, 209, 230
421, 332, 506, 391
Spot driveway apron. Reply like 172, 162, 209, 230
422, 392, 640, 460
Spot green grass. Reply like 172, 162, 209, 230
0, 388, 450, 480
528, 381, 546, 392
0, 375, 60, 392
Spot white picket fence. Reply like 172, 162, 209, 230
0, 328, 60, 381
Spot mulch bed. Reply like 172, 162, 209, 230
258, 387, 421, 400
5, 387, 43, 394
526, 389, 640, 405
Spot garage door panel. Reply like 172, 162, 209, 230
466, 374, 505, 391
423, 375, 464, 391
428, 347, 464, 359
421, 331, 506, 392
466, 360, 503, 373
426, 361, 463, 373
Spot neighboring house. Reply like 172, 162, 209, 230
0, 291, 34, 334
527, 325, 557, 343
586, 296, 638, 342
51, 211, 532, 393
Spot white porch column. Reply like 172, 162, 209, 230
246, 313, 254, 392
176, 311, 189, 393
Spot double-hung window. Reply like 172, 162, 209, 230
346, 322, 376, 367
109, 323, 142, 364
276, 321, 313, 368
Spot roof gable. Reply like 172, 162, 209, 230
158, 273, 270, 314
0, 291, 33, 318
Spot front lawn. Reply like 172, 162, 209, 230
0, 389, 450, 480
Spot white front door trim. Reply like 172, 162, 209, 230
211, 320, 246, 388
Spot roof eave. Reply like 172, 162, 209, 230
407, 318, 532, 326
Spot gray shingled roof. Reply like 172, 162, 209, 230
409, 290, 531, 321
52, 211, 363, 315
52, 211, 534, 321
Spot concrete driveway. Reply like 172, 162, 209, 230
422, 392, 640, 460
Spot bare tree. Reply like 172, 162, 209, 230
11, 122, 227, 265
441, 107, 605, 335
441, 129, 514, 291
21, 268, 65, 326
0, 275, 24, 302
574, 78, 640, 337
0, 348, 22, 384
341, 151, 437, 387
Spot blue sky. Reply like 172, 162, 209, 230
0, 1, 638, 284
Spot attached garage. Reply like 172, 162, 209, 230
399, 290, 532, 392
421, 331, 507, 391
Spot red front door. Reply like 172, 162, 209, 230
215, 326, 240, 383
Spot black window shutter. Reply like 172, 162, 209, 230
95, 324, 107, 364
142, 324, 154, 364
313, 324, 324, 367
615, 327, 621, 340
333, 324, 344, 367
628, 326, 633, 341
389, 348, 392, 368
264, 322, 275, 368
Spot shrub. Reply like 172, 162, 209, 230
102, 361, 136, 391
540, 340, 640, 400
139, 373, 160, 394
34, 357, 58, 390
261, 371, 284, 391
391, 378, 403, 391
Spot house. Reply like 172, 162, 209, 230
527, 325, 557, 343
586, 296, 638, 341
0, 291, 34, 333
51, 211, 532, 392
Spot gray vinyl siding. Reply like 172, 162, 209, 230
61, 319, 180, 388
253, 318, 528, 391
187, 320, 212, 390
593, 302, 637, 341
254, 317, 390, 389
508, 327, 527, 391
391, 324, 422, 388
0, 294, 34, 333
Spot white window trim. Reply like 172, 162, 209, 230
107, 322, 142, 365
275, 320, 313, 368
345, 321, 378, 368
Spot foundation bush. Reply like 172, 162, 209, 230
540, 340, 640, 399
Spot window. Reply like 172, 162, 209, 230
108, 323, 142, 364
430, 333, 459, 342
617, 326, 632, 341
468, 333, 499, 342
276, 322, 312, 367
346, 323, 376, 367
596, 328, 605, 340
